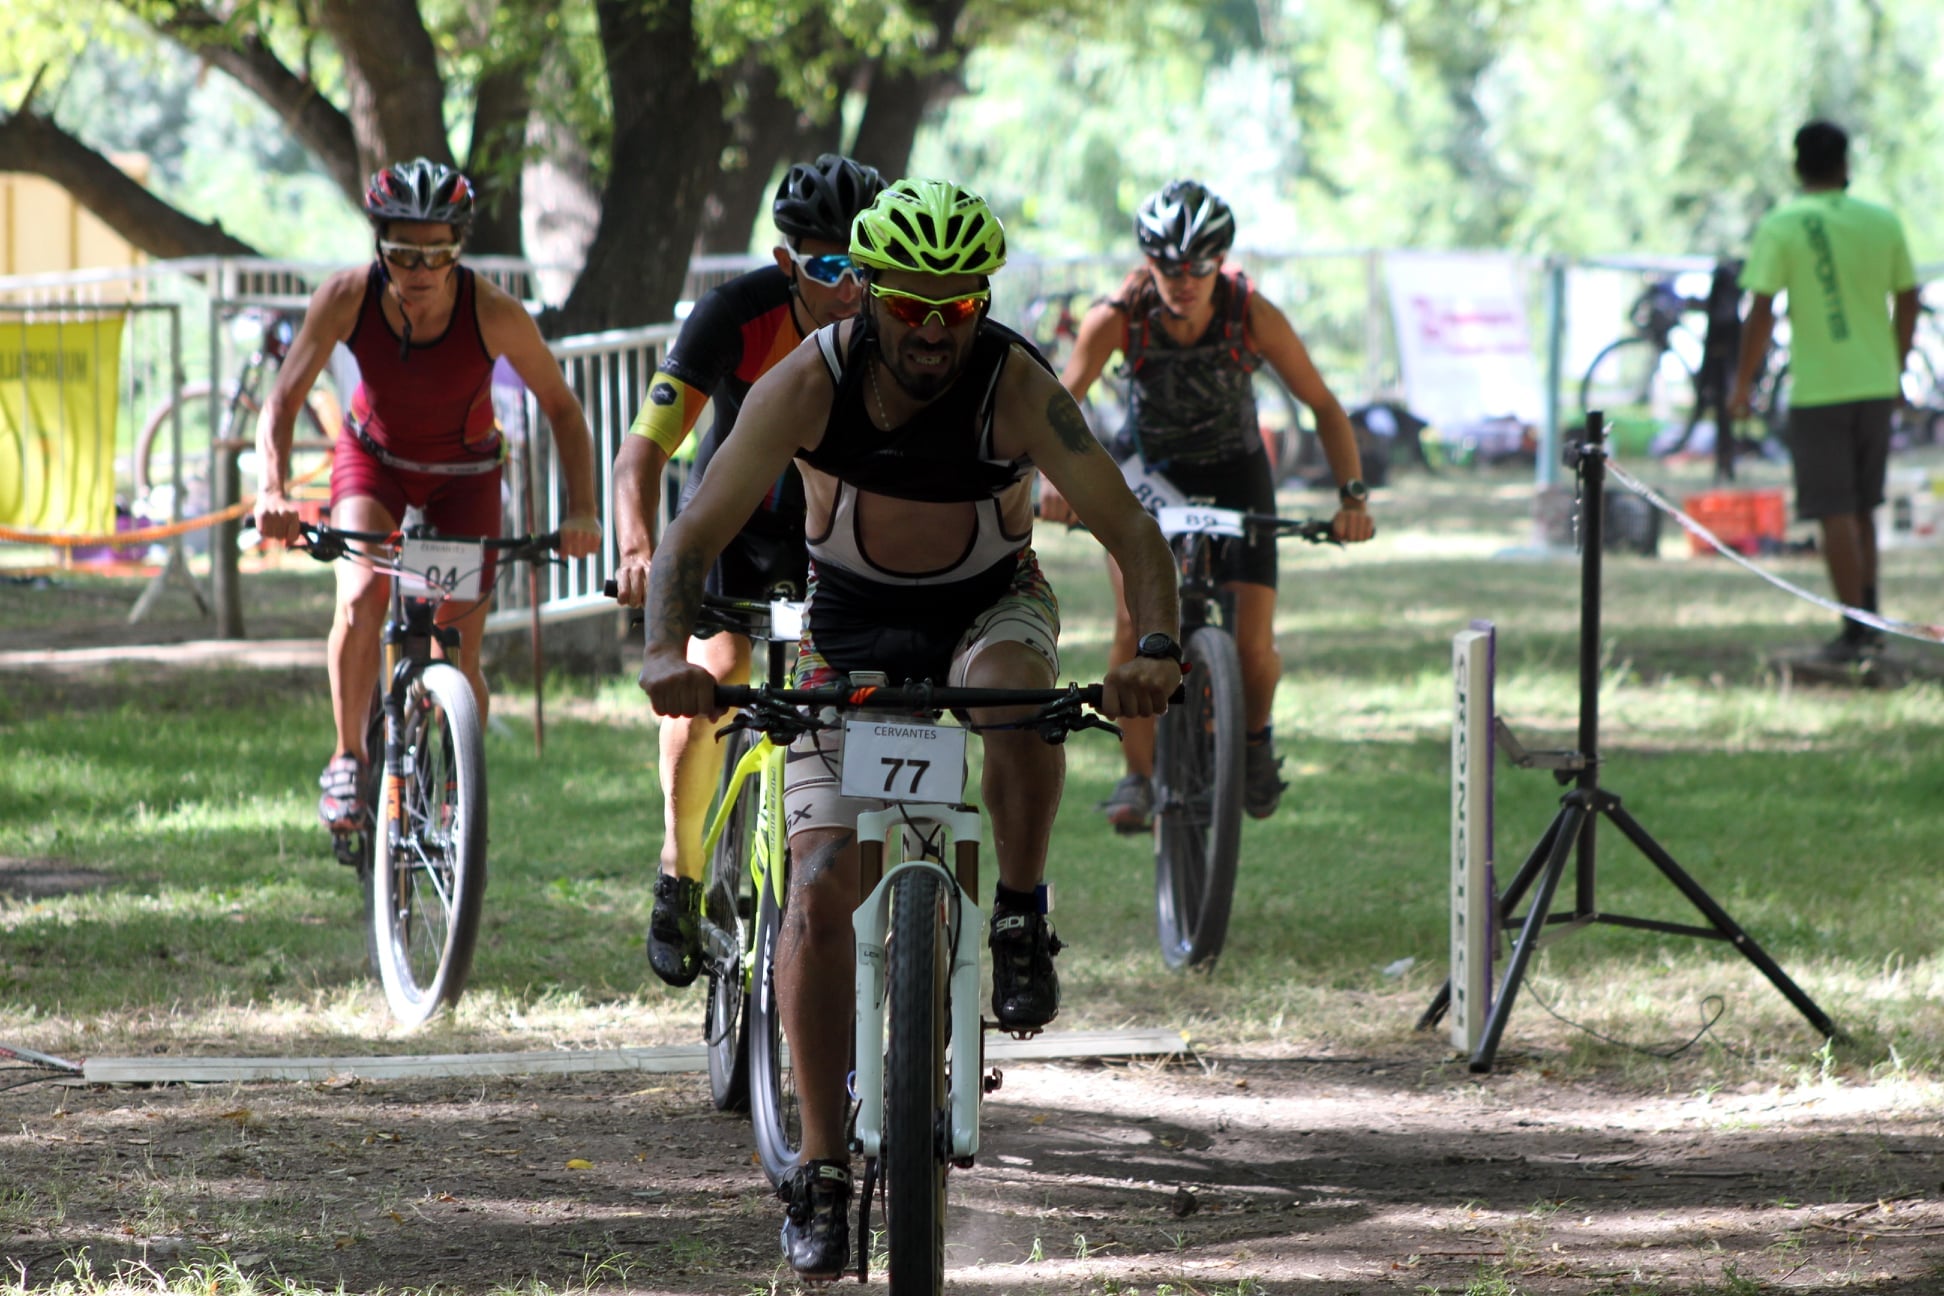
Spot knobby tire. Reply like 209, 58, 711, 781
1153, 625, 1246, 969
703, 730, 756, 1112
370, 662, 487, 1027
884, 867, 949, 1296
747, 871, 803, 1186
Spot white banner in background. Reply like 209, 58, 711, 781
1384, 252, 1545, 430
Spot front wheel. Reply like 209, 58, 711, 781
747, 865, 803, 1186
1578, 335, 1700, 454
1152, 625, 1246, 969
703, 730, 757, 1112
370, 662, 488, 1027
883, 867, 950, 1295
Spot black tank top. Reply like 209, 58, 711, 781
799, 319, 1040, 503
1120, 269, 1262, 469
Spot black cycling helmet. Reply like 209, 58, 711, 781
363, 158, 476, 231
1135, 178, 1236, 263
773, 154, 886, 245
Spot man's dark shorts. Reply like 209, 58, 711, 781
1787, 399, 1895, 521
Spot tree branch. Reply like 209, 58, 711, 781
0, 109, 258, 259
125, 0, 361, 203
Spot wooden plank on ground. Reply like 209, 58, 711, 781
78, 1028, 1186, 1085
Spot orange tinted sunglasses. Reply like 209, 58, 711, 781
869, 284, 989, 328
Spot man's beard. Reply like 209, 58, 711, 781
886, 337, 963, 401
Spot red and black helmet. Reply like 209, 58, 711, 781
363, 158, 475, 230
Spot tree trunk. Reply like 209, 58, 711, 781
466, 64, 533, 256
314, 0, 455, 182
848, 0, 969, 180
0, 106, 257, 259
697, 60, 798, 256
555, 0, 726, 334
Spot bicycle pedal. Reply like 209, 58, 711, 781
983, 1066, 1004, 1094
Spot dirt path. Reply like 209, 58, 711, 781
5, 1047, 1940, 1295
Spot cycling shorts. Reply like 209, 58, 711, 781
329, 425, 504, 586
1134, 448, 1279, 588
782, 553, 1060, 835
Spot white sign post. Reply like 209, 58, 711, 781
1450, 622, 1497, 1054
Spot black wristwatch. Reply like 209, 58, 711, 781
1338, 478, 1370, 506
1135, 632, 1184, 664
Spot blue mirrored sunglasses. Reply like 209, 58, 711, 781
789, 249, 862, 287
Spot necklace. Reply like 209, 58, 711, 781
867, 358, 895, 427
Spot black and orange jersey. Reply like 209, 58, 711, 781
629, 265, 804, 524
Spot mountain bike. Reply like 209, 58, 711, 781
1577, 277, 1786, 460
299, 520, 565, 1027
689, 592, 802, 1118
716, 678, 1124, 1290
1151, 507, 1338, 970
135, 309, 337, 528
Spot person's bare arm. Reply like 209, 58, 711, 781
479, 280, 601, 558
1001, 352, 1179, 717
610, 435, 670, 606
253, 269, 364, 541
1895, 288, 1921, 376
639, 342, 830, 717
1249, 294, 1374, 543
1039, 302, 1124, 526
1731, 292, 1777, 420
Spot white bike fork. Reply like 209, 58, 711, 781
850, 805, 986, 1162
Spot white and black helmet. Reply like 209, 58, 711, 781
1135, 179, 1235, 263
773, 154, 886, 245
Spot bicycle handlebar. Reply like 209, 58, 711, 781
298, 521, 563, 566
711, 679, 1181, 747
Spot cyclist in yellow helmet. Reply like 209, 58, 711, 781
636, 178, 1183, 1279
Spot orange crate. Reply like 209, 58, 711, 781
1683, 488, 1786, 556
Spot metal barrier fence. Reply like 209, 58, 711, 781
7, 248, 1937, 637
484, 322, 681, 635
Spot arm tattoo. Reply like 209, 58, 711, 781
1045, 391, 1097, 457
644, 546, 705, 653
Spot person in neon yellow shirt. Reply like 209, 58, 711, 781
1732, 120, 1921, 663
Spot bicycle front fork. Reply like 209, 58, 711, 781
849, 805, 986, 1163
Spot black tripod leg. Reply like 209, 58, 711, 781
1602, 802, 1842, 1041
1418, 809, 1569, 1030
1471, 803, 1586, 1073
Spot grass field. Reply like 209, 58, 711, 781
5, 452, 1944, 1089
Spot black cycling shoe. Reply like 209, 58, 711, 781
989, 907, 1062, 1032
1243, 739, 1288, 820
778, 1158, 852, 1281
645, 873, 704, 988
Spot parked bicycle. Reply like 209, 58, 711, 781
298, 520, 565, 1026
715, 677, 1125, 1290
135, 309, 338, 527
1151, 506, 1338, 969
1578, 277, 1787, 460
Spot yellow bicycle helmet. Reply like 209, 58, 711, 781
849, 179, 1007, 276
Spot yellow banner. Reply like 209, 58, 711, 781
0, 315, 126, 536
